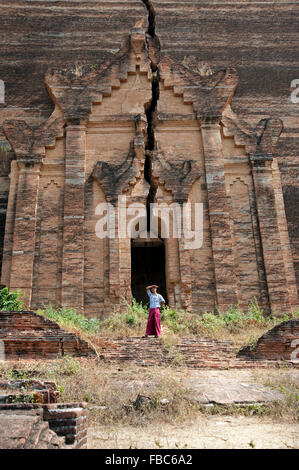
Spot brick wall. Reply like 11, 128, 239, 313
238, 319, 299, 361
0, 402, 88, 449
0, 311, 97, 359
0, 1, 298, 315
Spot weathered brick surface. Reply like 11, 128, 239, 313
0, 402, 88, 449
0, 2, 298, 316
43, 403, 88, 447
238, 319, 299, 362
0, 378, 59, 404
0, 412, 64, 449
0, 311, 97, 359
95, 335, 299, 369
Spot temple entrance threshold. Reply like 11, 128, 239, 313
131, 238, 168, 306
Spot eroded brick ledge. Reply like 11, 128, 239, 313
0, 402, 88, 449
0, 310, 97, 359
94, 338, 298, 369
1, 311, 298, 368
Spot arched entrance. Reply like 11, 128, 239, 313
131, 237, 168, 306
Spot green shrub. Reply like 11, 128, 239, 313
0, 287, 24, 311
100, 298, 148, 332
37, 306, 100, 334
247, 298, 265, 321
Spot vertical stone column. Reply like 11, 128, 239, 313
250, 154, 293, 313
165, 237, 181, 309
200, 118, 238, 311
61, 125, 86, 310
173, 204, 192, 311
177, 236, 192, 311
107, 202, 120, 306
107, 199, 131, 311
1, 160, 18, 286
271, 159, 299, 310
9, 161, 41, 307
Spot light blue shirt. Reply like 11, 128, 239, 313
147, 290, 165, 309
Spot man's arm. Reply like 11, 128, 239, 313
146, 286, 153, 297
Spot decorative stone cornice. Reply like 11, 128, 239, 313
200, 115, 222, 126
249, 154, 274, 165
92, 142, 143, 205
3, 114, 64, 163
222, 105, 283, 158
159, 56, 238, 121
151, 152, 201, 204
45, 17, 152, 124
92, 113, 147, 204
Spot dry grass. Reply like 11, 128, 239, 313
0, 359, 195, 426
252, 368, 299, 422
202, 324, 270, 349
0, 359, 298, 427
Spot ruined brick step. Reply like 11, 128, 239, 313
95, 336, 298, 369
237, 320, 299, 361
0, 311, 97, 359
0, 402, 88, 449
0, 311, 61, 330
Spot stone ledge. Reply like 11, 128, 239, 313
0, 402, 88, 449
0, 310, 97, 359
238, 320, 299, 361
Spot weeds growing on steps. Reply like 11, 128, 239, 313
37, 297, 299, 349
36, 305, 100, 334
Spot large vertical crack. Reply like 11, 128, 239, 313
142, 0, 160, 233
142, 0, 156, 38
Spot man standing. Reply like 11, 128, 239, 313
143, 285, 165, 338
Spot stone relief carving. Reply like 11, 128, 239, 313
3, 115, 64, 162
152, 153, 201, 204
222, 105, 283, 157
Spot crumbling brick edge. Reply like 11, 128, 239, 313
237, 319, 299, 362
0, 402, 88, 449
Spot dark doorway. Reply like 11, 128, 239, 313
131, 239, 167, 306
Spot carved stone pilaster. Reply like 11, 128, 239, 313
222, 106, 298, 312
61, 124, 86, 310
9, 162, 42, 307
200, 118, 238, 310
250, 153, 298, 313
